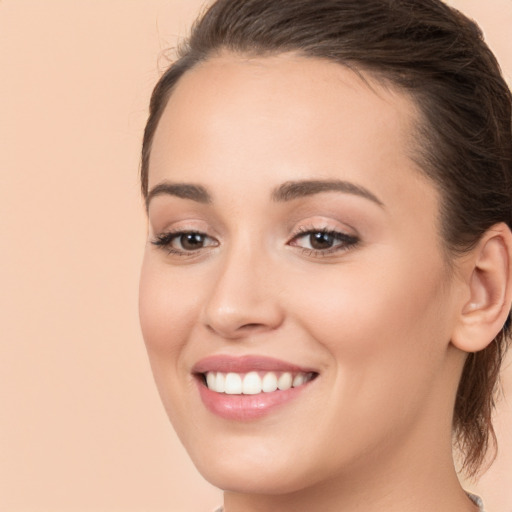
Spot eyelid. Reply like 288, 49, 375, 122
149, 219, 360, 259
288, 223, 360, 256
290, 219, 358, 240
148, 214, 213, 236
151, 228, 219, 257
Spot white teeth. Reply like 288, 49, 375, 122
262, 372, 278, 392
215, 372, 225, 393
242, 372, 262, 395
224, 372, 242, 394
277, 372, 292, 391
292, 373, 305, 387
204, 371, 314, 394
206, 372, 216, 390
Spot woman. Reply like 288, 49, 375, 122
138, 1, 512, 510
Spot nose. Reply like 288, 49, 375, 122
201, 241, 285, 339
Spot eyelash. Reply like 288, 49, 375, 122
290, 226, 359, 257
151, 227, 359, 257
151, 230, 217, 257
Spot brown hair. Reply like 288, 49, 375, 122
140, 0, 512, 476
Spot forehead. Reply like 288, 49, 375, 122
149, 52, 427, 198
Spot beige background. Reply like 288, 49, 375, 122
0, 1, 511, 511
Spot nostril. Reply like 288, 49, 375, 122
202, 289, 285, 338
205, 321, 272, 338
241, 323, 264, 330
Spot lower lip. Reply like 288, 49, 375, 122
196, 378, 313, 421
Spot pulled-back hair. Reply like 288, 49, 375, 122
140, 0, 512, 476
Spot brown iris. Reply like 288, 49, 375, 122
180, 233, 206, 250
309, 232, 336, 250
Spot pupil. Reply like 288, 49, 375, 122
310, 232, 334, 250
181, 233, 204, 250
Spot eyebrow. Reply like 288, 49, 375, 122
271, 179, 384, 207
146, 182, 212, 210
146, 178, 384, 210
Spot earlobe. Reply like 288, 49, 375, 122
451, 223, 512, 353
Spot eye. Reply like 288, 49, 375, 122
175, 233, 210, 251
290, 228, 359, 255
152, 231, 218, 255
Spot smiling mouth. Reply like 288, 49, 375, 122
200, 371, 317, 395
193, 355, 319, 419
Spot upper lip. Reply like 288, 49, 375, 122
192, 355, 317, 374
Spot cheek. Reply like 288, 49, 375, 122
140, 255, 197, 351
281, 255, 454, 464
290, 251, 452, 393
138, 255, 204, 393
139, 256, 204, 429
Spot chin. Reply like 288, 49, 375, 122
196, 457, 313, 495
181, 435, 319, 495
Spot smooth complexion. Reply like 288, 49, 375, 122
139, 54, 486, 512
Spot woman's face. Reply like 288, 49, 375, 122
139, 54, 464, 494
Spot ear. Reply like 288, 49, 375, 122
451, 223, 512, 353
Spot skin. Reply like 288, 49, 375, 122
139, 53, 484, 511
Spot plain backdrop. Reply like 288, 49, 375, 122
1, 1, 511, 511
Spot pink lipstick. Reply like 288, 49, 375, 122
193, 355, 318, 421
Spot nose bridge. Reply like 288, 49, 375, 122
202, 230, 283, 338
